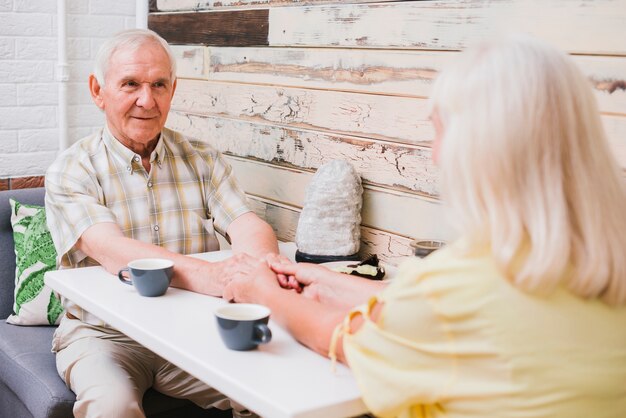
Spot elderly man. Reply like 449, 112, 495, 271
45, 29, 277, 418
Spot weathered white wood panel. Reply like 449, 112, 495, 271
157, 0, 395, 12
166, 111, 439, 196
575, 55, 626, 116
247, 196, 416, 265
173, 45, 626, 115
224, 156, 454, 241
161, 0, 625, 266
269, 1, 626, 55
171, 79, 626, 169
359, 227, 415, 266
247, 196, 299, 241
205, 46, 446, 98
603, 114, 626, 172
172, 79, 433, 145
172, 46, 206, 79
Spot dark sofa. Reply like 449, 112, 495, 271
0, 187, 229, 418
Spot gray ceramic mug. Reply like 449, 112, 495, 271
215, 304, 272, 351
409, 239, 446, 258
118, 258, 174, 297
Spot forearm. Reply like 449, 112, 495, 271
263, 287, 348, 361
229, 212, 279, 257
319, 273, 387, 309
78, 228, 227, 296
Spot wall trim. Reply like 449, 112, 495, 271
0, 176, 45, 191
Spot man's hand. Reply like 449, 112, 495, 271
210, 252, 262, 293
222, 260, 280, 304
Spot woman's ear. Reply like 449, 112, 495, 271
89, 74, 105, 110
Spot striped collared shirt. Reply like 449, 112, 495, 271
45, 126, 250, 325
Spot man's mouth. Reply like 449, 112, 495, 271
131, 116, 157, 120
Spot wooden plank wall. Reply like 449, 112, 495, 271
149, 0, 626, 265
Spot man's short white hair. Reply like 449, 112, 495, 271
93, 29, 177, 88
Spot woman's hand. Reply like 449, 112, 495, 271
269, 258, 388, 309
265, 253, 297, 290
267, 260, 346, 305
226, 259, 352, 361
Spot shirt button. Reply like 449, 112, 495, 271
133, 156, 140, 162
126, 166, 131, 172
147, 182, 153, 188
154, 225, 159, 231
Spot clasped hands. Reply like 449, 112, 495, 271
222, 253, 340, 306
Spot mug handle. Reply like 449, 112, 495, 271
118, 268, 133, 285
253, 323, 272, 345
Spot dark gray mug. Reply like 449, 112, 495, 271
215, 304, 272, 351
118, 258, 174, 297
409, 239, 446, 258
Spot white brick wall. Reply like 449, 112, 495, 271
19, 128, 58, 152
0, 38, 13, 58
0, 84, 16, 105
0, 130, 18, 153
0, 152, 57, 177
0, 0, 136, 179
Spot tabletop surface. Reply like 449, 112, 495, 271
44, 242, 368, 418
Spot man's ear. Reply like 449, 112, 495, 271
89, 74, 105, 110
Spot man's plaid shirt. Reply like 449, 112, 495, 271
45, 126, 250, 325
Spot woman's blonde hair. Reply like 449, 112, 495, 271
431, 35, 626, 305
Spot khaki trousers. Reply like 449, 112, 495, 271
52, 315, 236, 418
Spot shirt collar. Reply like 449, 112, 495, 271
102, 125, 165, 173
152, 132, 165, 168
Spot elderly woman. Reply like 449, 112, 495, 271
224, 36, 626, 417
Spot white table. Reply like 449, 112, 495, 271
44, 242, 368, 418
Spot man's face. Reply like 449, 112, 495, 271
90, 41, 176, 149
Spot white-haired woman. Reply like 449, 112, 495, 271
226, 36, 626, 417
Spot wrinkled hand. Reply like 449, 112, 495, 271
265, 252, 294, 289
267, 260, 342, 303
213, 252, 261, 290
223, 260, 280, 304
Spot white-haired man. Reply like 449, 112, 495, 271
45, 29, 275, 418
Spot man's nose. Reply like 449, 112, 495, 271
136, 84, 155, 109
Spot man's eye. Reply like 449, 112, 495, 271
124, 81, 138, 87
153, 82, 166, 88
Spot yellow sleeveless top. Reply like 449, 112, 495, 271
338, 240, 626, 418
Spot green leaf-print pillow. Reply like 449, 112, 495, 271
7, 199, 63, 326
